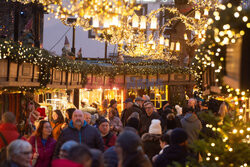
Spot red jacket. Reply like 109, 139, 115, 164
102, 132, 117, 151
0, 123, 25, 148
52, 159, 83, 167
29, 136, 56, 167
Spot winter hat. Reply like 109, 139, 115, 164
170, 128, 188, 145
149, 119, 162, 134
126, 117, 140, 131
60, 140, 78, 152
116, 131, 142, 154
175, 105, 182, 116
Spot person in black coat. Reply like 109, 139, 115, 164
116, 131, 152, 167
53, 110, 104, 159
154, 128, 188, 167
141, 119, 162, 162
139, 102, 160, 136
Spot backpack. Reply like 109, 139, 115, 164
0, 132, 22, 161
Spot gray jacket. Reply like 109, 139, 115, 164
180, 113, 202, 145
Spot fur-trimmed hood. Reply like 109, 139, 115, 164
141, 133, 161, 142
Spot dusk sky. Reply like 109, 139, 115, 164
43, 13, 116, 58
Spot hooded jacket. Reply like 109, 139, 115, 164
154, 144, 188, 167
180, 113, 202, 145
53, 120, 104, 159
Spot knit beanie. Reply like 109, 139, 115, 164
170, 128, 188, 145
149, 119, 162, 134
126, 117, 140, 131
116, 131, 142, 154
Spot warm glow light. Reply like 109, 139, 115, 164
93, 16, 99, 28
234, 12, 240, 18
204, 8, 209, 16
170, 42, 175, 51
165, 39, 170, 47
150, 17, 157, 29
195, 10, 201, 20
243, 16, 248, 22
184, 33, 188, 40
132, 14, 139, 28
140, 16, 146, 29
175, 42, 180, 51
159, 36, 165, 45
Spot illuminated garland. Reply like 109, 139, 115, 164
0, 40, 192, 91
191, 2, 250, 112
188, 111, 250, 167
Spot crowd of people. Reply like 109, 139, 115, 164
0, 95, 229, 167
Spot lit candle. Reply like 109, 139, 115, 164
159, 36, 164, 45
195, 10, 201, 20
132, 15, 139, 28
93, 16, 99, 28
150, 17, 157, 30
176, 42, 180, 52
140, 16, 146, 30
165, 39, 169, 47
170, 42, 175, 51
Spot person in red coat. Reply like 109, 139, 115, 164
98, 118, 116, 151
29, 120, 56, 167
0, 112, 25, 149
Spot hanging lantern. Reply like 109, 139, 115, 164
165, 39, 169, 47
140, 16, 147, 30
103, 17, 110, 28
170, 42, 175, 51
150, 17, 157, 30
204, 8, 209, 16
175, 42, 180, 51
159, 36, 165, 45
184, 33, 188, 40
132, 15, 139, 28
195, 10, 201, 20
112, 15, 119, 26
93, 16, 99, 28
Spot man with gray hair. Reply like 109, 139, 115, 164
1, 139, 32, 167
0, 112, 24, 149
83, 112, 92, 125
53, 110, 104, 159
139, 102, 160, 136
